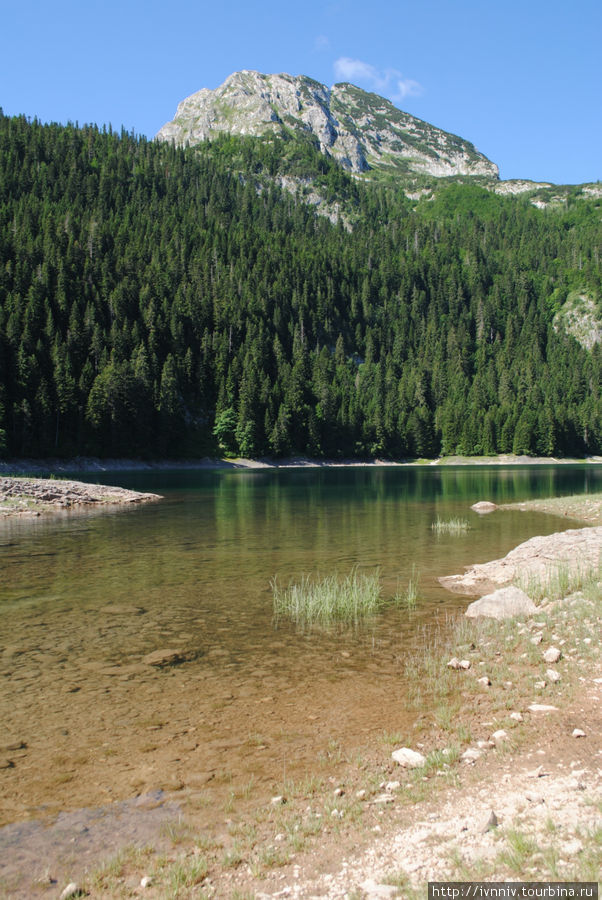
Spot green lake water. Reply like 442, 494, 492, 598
0, 463, 601, 830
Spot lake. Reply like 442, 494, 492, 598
1, 464, 601, 832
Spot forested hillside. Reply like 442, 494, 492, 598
0, 111, 600, 459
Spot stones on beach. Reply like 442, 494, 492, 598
447, 657, 471, 670
59, 885, 83, 900
484, 810, 499, 831
361, 878, 398, 898
461, 748, 482, 763
391, 747, 426, 768
372, 793, 395, 805
543, 646, 562, 664
465, 586, 537, 620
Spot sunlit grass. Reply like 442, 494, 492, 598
431, 517, 470, 535
513, 559, 602, 603
395, 564, 420, 608
272, 567, 382, 626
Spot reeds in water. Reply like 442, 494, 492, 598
431, 517, 470, 535
272, 567, 382, 626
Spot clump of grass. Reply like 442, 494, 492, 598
272, 567, 382, 626
431, 517, 470, 535
395, 564, 420, 608
514, 560, 602, 603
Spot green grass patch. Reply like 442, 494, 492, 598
514, 559, 602, 603
272, 567, 382, 626
395, 564, 420, 608
431, 517, 470, 535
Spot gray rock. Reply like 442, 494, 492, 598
484, 810, 499, 831
157, 70, 499, 180
440, 526, 602, 595
465, 586, 537, 620
59, 885, 82, 900
447, 657, 471, 669
470, 501, 498, 513
543, 646, 562, 664
391, 747, 426, 768
361, 880, 399, 899
461, 748, 482, 762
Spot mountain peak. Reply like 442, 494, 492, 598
156, 70, 499, 180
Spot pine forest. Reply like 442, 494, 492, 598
0, 111, 601, 461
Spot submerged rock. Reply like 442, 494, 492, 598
471, 501, 498, 513
465, 586, 537, 620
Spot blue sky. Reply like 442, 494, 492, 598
2, 0, 601, 184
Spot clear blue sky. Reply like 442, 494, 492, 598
2, 0, 601, 185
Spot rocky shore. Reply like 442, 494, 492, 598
0, 486, 600, 898
0, 476, 161, 517
1, 453, 601, 476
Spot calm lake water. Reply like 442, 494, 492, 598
1, 464, 601, 832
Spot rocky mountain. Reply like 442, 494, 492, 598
156, 70, 499, 181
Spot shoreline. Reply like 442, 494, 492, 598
0, 483, 600, 895
0, 452, 601, 476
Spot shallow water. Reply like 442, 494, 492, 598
0, 465, 600, 855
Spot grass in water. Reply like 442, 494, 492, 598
431, 517, 470, 535
395, 564, 420, 608
272, 567, 382, 626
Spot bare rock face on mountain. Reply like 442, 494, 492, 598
156, 70, 499, 180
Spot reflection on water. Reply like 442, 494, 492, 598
0, 464, 600, 831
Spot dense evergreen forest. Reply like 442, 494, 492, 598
0, 111, 601, 459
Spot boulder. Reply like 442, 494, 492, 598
543, 646, 562, 664
470, 501, 498, 514
440, 526, 602, 595
465, 586, 537, 620
391, 747, 426, 768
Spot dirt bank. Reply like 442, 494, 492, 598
0, 476, 161, 517
1, 453, 601, 476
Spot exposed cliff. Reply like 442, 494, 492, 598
156, 70, 499, 180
